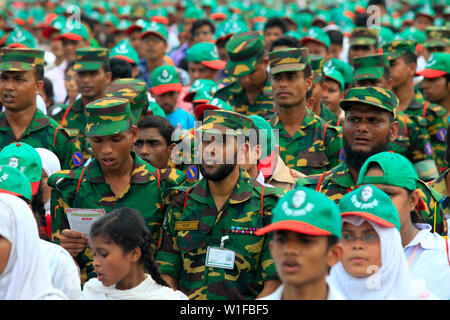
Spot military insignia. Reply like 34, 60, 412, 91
425, 142, 433, 155
174, 220, 199, 231
72, 151, 83, 167
437, 128, 447, 142
339, 148, 345, 162
186, 164, 198, 182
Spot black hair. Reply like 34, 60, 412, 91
31, 182, 46, 239
102, 59, 111, 74
368, 0, 386, 7
109, 58, 133, 81
303, 63, 312, 79
445, 123, 450, 164
354, 13, 369, 27
90, 207, 169, 287
400, 51, 417, 65
327, 235, 339, 249
137, 115, 175, 145
191, 18, 216, 38
326, 29, 343, 45
65, 60, 76, 75
383, 66, 391, 80
445, 73, 450, 86
264, 17, 288, 34
43, 77, 54, 101
34, 64, 44, 82
269, 36, 300, 52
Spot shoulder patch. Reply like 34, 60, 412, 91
437, 128, 447, 142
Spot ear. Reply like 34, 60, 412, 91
409, 189, 420, 212
387, 78, 393, 90
129, 246, 142, 262
327, 243, 343, 268
35, 80, 44, 94
389, 120, 399, 142
168, 142, 176, 154
305, 75, 314, 92
130, 125, 139, 144
104, 71, 112, 85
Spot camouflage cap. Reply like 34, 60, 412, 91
340, 86, 398, 117
349, 27, 379, 47
310, 55, 324, 83
353, 53, 389, 82
269, 47, 310, 75
105, 78, 149, 125
225, 31, 265, 77
0, 165, 32, 201
424, 26, 450, 48
110, 39, 139, 65
85, 97, 132, 137
73, 47, 110, 72
0, 47, 45, 71
382, 40, 417, 60
197, 109, 253, 136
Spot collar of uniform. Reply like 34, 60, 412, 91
407, 93, 427, 110
70, 98, 85, 113
272, 108, 316, 138
405, 223, 442, 250
229, 73, 271, 96
189, 167, 253, 205
0, 108, 50, 133
429, 168, 448, 196
329, 161, 355, 189
268, 155, 296, 184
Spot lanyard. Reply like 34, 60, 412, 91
407, 244, 420, 268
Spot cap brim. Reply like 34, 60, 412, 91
341, 211, 395, 228
340, 99, 393, 114
7, 43, 28, 48
111, 55, 137, 65
193, 104, 221, 119
301, 37, 327, 47
151, 83, 182, 95
0, 189, 31, 201
73, 61, 103, 72
183, 91, 196, 102
57, 33, 83, 41
151, 17, 169, 25
202, 60, 226, 70
30, 181, 40, 196
141, 31, 166, 41
42, 27, 58, 39
416, 69, 447, 78
125, 25, 142, 35
85, 119, 131, 138
255, 220, 332, 236
270, 63, 307, 75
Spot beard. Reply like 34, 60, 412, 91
200, 163, 236, 182
343, 134, 390, 171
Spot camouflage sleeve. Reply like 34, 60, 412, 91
424, 105, 448, 170
155, 167, 186, 209
53, 127, 84, 170
324, 126, 344, 170
295, 174, 321, 190
416, 180, 447, 236
213, 86, 231, 104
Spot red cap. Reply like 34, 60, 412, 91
256, 220, 332, 236
151, 83, 183, 95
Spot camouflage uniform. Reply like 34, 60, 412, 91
0, 48, 83, 170
214, 31, 275, 119
49, 97, 186, 284
383, 40, 448, 170
353, 53, 438, 181
156, 110, 284, 300
428, 168, 450, 224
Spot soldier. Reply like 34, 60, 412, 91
383, 40, 448, 170
156, 109, 283, 300
268, 47, 343, 175
214, 31, 275, 120
0, 47, 83, 170
347, 27, 379, 66
48, 97, 186, 285
53, 47, 112, 159
353, 53, 438, 181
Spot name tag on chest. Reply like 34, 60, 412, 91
175, 220, 199, 231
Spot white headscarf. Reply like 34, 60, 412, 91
327, 215, 433, 300
79, 274, 188, 300
0, 193, 66, 300
35, 148, 61, 178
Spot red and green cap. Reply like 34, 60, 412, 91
382, 40, 417, 60
140, 21, 168, 42
339, 185, 401, 231
85, 97, 132, 137
324, 65, 345, 91
105, 78, 149, 125
150, 65, 182, 95
0, 142, 42, 196
424, 26, 450, 48
110, 39, 139, 65
184, 79, 218, 102
399, 27, 426, 44
148, 101, 166, 118
193, 97, 233, 120
0, 47, 45, 71
186, 42, 226, 70
192, 87, 216, 104
416, 52, 450, 78
5, 27, 36, 48
57, 23, 89, 41
300, 26, 330, 48
269, 47, 310, 75
0, 165, 32, 201
42, 16, 66, 39
353, 53, 389, 82
73, 47, 110, 72
358, 152, 418, 192
340, 86, 398, 117
256, 186, 342, 238
225, 31, 264, 77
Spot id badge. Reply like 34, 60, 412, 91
205, 246, 235, 270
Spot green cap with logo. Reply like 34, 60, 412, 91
85, 97, 132, 137
382, 39, 417, 60
148, 101, 166, 118
5, 27, 36, 48
353, 53, 389, 82
0, 165, 32, 201
339, 185, 401, 231
424, 26, 450, 48
310, 55, 324, 83
192, 87, 215, 104
255, 186, 342, 238
225, 31, 265, 77
197, 109, 253, 136
0, 47, 45, 71
326, 58, 353, 86
399, 27, 426, 44
269, 47, 310, 75
73, 47, 109, 72
340, 86, 398, 117
300, 26, 330, 48
349, 27, 379, 47
183, 79, 218, 103
0, 142, 42, 196
140, 21, 168, 41
186, 41, 226, 70
193, 97, 233, 120
110, 39, 139, 65
57, 23, 89, 41
105, 78, 149, 125
150, 65, 182, 95
358, 152, 418, 192
416, 52, 450, 78
324, 65, 345, 91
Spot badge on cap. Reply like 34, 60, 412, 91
282, 190, 314, 216
351, 185, 379, 209
158, 69, 173, 83
72, 151, 83, 167
186, 164, 198, 182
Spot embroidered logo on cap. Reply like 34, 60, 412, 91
157, 69, 173, 83
351, 185, 379, 209
282, 190, 315, 216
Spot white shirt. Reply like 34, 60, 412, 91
256, 171, 274, 188
258, 282, 345, 300
404, 223, 450, 300
46, 60, 68, 104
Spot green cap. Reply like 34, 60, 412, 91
349, 27, 379, 47
193, 97, 233, 120
184, 79, 218, 103
353, 53, 389, 82
415, 5, 435, 20
424, 26, 450, 48
326, 58, 353, 86
339, 185, 401, 231
399, 27, 426, 44
110, 39, 139, 65
417, 52, 450, 78
73, 47, 109, 72
249, 114, 276, 158
197, 109, 253, 136
150, 65, 182, 95
0, 47, 44, 71
269, 47, 310, 75
5, 27, 36, 48
148, 101, 166, 118
310, 55, 324, 83
105, 78, 149, 125
85, 97, 132, 137
358, 152, 418, 191
340, 86, 398, 117
140, 21, 168, 41
0, 142, 42, 196
192, 87, 215, 104
324, 65, 345, 91
300, 26, 330, 48
57, 23, 89, 41
255, 186, 342, 238
382, 40, 417, 60
0, 165, 32, 201
225, 31, 264, 77
186, 41, 226, 70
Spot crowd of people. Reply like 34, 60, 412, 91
0, 0, 450, 301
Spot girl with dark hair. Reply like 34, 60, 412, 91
78, 207, 187, 300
